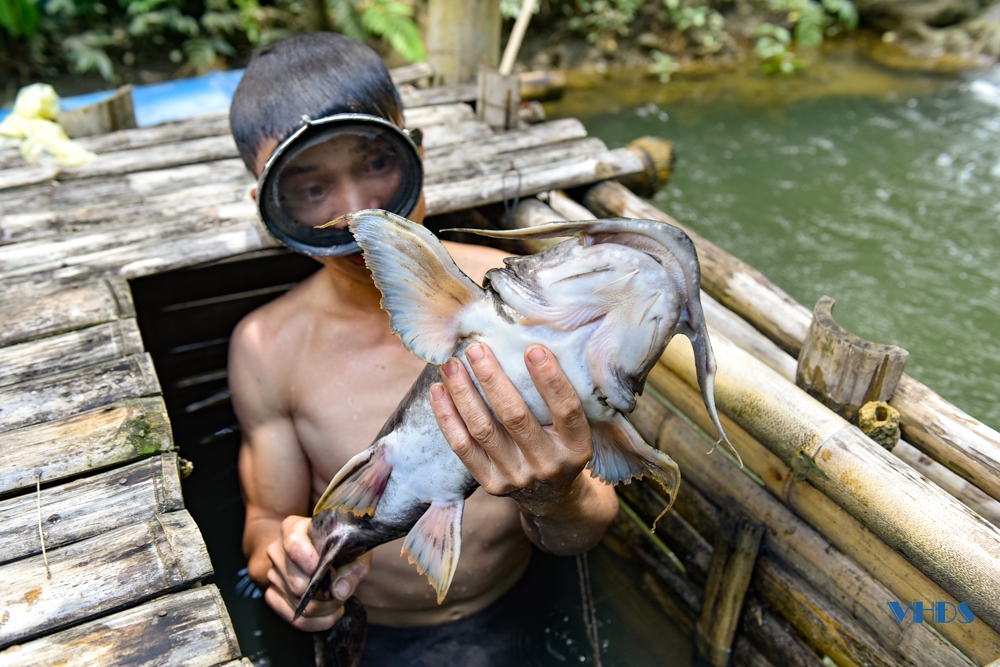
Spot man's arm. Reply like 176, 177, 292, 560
429, 342, 619, 555
231, 315, 369, 632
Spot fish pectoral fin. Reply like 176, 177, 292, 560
347, 210, 484, 365
401, 500, 464, 604
314, 441, 392, 517
589, 413, 680, 530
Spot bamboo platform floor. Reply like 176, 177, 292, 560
0, 74, 646, 665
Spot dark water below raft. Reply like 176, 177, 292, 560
553, 61, 1000, 430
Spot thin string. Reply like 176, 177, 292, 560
501, 165, 523, 229
36, 474, 51, 579
576, 552, 602, 666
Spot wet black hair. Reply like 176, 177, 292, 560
230, 32, 403, 173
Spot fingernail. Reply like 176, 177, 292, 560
430, 383, 445, 400
527, 347, 546, 367
334, 579, 351, 600
466, 343, 484, 362
442, 358, 459, 377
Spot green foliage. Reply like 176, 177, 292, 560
356, 0, 424, 62
755, 0, 857, 47
2, 0, 423, 83
659, 0, 729, 55
565, 0, 644, 43
0, 0, 41, 36
647, 48, 678, 81
500, 0, 540, 20
755, 21, 805, 74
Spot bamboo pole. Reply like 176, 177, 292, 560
647, 364, 1000, 664
658, 326, 1000, 635
628, 389, 979, 666
584, 179, 1000, 506
696, 518, 765, 667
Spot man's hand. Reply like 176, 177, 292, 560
264, 515, 372, 632
428, 342, 618, 553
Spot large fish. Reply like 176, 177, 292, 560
294, 209, 734, 618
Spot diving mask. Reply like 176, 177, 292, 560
256, 113, 424, 256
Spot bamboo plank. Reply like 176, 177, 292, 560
1, 117, 478, 189
0, 158, 250, 220
425, 137, 608, 186
390, 61, 435, 85
649, 365, 1000, 664
585, 179, 1000, 507
0, 585, 240, 667
424, 118, 587, 166
0, 510, 213, 648
0, 398, 173, 495
0, 319, 144, 389
0, 453, 183, 564
2, 121, 586, 245
402, 102, 474, 128
400, 83, 476, 109
0, 215, 274, 299
0, 278, 134, 348
0, 354, 161, 433
425, 147, 645, 217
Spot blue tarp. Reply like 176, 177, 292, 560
0, 68, 245, 127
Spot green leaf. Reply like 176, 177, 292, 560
360, 0, 425, 62
0, 0, 41, 37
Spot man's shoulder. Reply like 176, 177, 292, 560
230, 275, 324, 368
442, 240, 512, 284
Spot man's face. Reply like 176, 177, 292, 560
251, 125, 426, 228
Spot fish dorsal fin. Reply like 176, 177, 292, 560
314, 438, 393, 517
401, 500, 464, 604
345, 210, 485, 365
589, 413, 680, 530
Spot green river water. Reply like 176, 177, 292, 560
551, 53, 1000, 430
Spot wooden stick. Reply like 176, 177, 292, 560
696, 517, 764, 667
499, 0, 536, 76
584, 179, 1000, 506
35, 475, 50, 579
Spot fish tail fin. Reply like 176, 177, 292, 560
294, 530, 348, 621
401, 500, 464, 604
314, 440, 393, 517
589, 413, 681, 531
345, 209, 484, 365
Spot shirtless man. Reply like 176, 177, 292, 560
227, 33, 618, 659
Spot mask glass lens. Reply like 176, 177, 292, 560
258, 117, 422, 256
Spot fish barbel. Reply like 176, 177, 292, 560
294, 210, 735, 619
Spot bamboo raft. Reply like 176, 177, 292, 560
1, 63, 1000, 666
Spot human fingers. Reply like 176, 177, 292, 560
264, 583, 344, 632
282, 515, 320, 577
439, 353, 521, 471
525, 345, 591, 457
464, 343, 548, 453
330, 551, 373, 602
430, 380, 494, 485
265, 563, 342, 619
